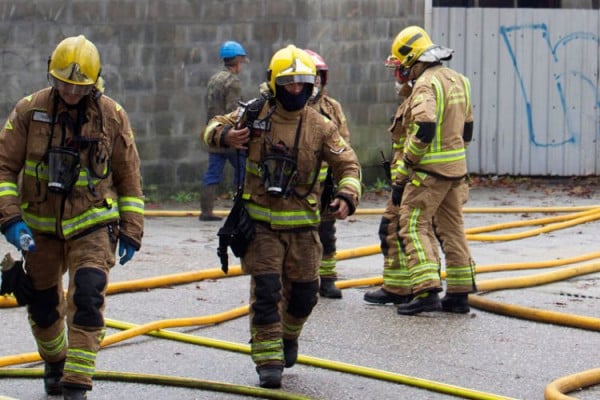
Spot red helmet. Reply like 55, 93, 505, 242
304, 49, 328, 86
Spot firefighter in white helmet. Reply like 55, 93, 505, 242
203, 44, 361, 388
0, 35, 144, 399
389, 26, 477, 316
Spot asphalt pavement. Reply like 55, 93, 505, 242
2, 178, 600, 400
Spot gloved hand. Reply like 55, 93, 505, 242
118, 236, 137, 265
3, 220, 35, 252
391, 181, 407, 206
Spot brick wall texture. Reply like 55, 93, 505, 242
0, 0, 425, 193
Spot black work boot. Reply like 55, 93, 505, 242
396, 291, 441, 315
62, 386, 88, 400
441, 293, 470, 314
44, 359, 65, 395
364, 288, 411, 304
283, 338, 298, 368
319, 277, 342, 299
256, 365, 283, 388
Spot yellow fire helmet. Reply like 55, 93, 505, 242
266, 45, 316, 96
48, 35, 101, 86
391, 26, 434, 68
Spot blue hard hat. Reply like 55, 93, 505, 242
220, 41, 247, 59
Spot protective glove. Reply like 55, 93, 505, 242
118, 236, 137, 265
391, 181, 407, 206
3, 220, 35, 252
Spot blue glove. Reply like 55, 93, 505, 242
3, 221, 35, 252
118, 239, 137, 265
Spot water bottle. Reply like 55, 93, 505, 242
19, 232, 36, 252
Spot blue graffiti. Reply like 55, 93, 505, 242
500, 23, 600, 147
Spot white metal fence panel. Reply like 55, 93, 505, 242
433, 7, 600, 176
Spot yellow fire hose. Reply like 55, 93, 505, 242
144, 205, 600, 218
0, 367, 313, 400
3, 205, 600, 398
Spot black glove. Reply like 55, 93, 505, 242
0, 257, 33, 306
391, 182, 407, 206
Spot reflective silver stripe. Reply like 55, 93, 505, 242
0, 182, 18, 197
118, 196, 144, 214
246, 202, 320, 226
62, 204, 120, 237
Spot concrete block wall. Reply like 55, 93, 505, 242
0, 0, 425, 195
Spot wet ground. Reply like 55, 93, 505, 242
2, 177, 600, 399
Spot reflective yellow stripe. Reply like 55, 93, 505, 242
0, 182, 18, 197
24, 160, 101, 187
246, 202, 320, 226
431, 76, 444, 152
22, 211, 56, 233
338, 176, 361, 196
62, 203, 120, 237
251, 338, 284, 364
419, 148, 466, 165
36, 327, 66, 357
318, 167, 328, 182
246, 160, 262, 177
65, 348, 97, 377
119, 196, 144, 214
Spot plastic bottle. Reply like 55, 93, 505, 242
19, 232, 36, 252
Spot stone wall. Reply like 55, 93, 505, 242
0, 0, 425, 195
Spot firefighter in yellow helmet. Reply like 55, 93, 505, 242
304, 49, 351, 299
364, 54, 442, 306
388, 26, 476, 316
203, 44, 361, 388
0, 35, 144, 399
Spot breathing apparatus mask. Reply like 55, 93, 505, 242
47, 146, 80, 193
262, 140, 298, 197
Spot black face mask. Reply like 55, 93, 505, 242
275, 84, 312, 111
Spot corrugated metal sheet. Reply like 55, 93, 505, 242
432, 8, 600, 176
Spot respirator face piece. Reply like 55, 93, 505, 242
47, 147, 80, 193
262, 142, 297, 198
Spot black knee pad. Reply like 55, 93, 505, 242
73, 268, 106, 327
287, 280, 319, 318
252, 273, 282, 325
318, 219, 337, 255
29, 286, 60, 328
379, 217, 391, 255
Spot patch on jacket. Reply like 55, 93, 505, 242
32, 111, 53, 124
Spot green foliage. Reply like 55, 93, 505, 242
366, 177, 390, 192
170, 191, 199, 203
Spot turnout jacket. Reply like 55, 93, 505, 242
0, 87, 144, 247
399, 64, 473, 180
388, 85, 413, 185
203, 99, 362, 230
308, 89, 351, 184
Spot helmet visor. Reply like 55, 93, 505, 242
275, 74, 315, 86
50, 76, 94, 96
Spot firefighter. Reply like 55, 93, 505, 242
364, 56, 442, 306
304, 49, 351, 299
200, 40, 249, 221
203, 44, 361, 388
0, 35, 144, 399
389, 26, 476, 316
